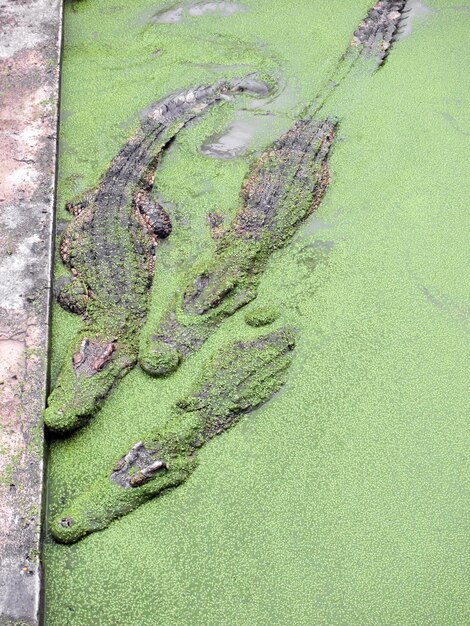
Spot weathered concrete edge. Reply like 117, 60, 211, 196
0, 1, 63, 624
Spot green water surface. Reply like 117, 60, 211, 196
45, 1, 470, 623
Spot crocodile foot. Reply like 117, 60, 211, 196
55, 276, 89, 315
135, 195, 172, 239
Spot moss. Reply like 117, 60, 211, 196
56, 277, 88, 315
44, 81, 264, 434
44, 334, 136, 433
50, 453, 193, 544
46, 77, 273, 434
51, 328, 295, 543
141, 120, 334, 374
139, 340, 180, 376
244, 305, 280, 327
27, 418, 44, 457
46, 0, 470, 624
0, 453, 20, 486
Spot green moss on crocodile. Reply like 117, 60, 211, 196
244, 305, 281, 327
139, 118, 335, 375
44, 77, 272, 434
139, 340, 181, 377
51, 327, 295, 543
138, 1, 410, 377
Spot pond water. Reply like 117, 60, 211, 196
397, 0, 434, 39
152, 1, 248, 24
200, 112, 275, 158
45, 0, 470, 624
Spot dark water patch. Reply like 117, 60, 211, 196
59, 139, 77, 155
99, 5, 124, 15
300, 217, 335, 237
297, 240, 335, 271
184, 61, 251, 72
55, 220, 70, 238
59, 108, 75, 122
247, 76, 301, 117
153, 191, 177, 213
299, 206, 348, 240
417, 284, 470, 330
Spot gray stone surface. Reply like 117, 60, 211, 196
0, 1, 62, 623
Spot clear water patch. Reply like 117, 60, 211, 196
152, 1, 248, 24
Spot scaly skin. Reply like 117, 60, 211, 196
48, 0, 411, 542
350, 0, 408, 64
139, 0, 409, 376
51, 328, 295, 543
139, 118, 336, 376
45, 77, 271, 434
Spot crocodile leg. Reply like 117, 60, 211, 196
56, 276, 89, 315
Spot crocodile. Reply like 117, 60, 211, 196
139, 118, 335, 375
50, 327, 295, 543
44, 77, 271, 434
351, 0, 408, 63
139, 0, 409, 377
47, 0, 410, 542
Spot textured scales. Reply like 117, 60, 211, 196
139, 119, 335, 376
50, 328, 295, 543
350, 0, 408, 64
139, 0, 410, 377
48, 0, 411, 543
45, 77, 270, 433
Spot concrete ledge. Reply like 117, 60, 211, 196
0, 1, 62, 624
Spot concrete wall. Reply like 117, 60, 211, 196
0, 1, 62, 623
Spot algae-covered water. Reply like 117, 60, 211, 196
45, 1, 470, 623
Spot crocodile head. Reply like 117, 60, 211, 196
50, 449, 194, 544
